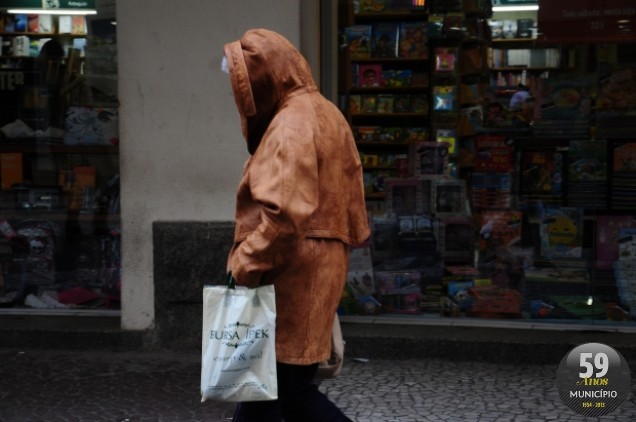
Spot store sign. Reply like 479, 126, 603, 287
538, 0, 636, 43
0, 0, 95, 9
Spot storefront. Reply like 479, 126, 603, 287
1, 0, 636, 351
0, 1, 120, 313
335, 0, 636, 330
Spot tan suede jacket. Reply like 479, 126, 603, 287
224, 29, 370, 288
223, 30, 370, 364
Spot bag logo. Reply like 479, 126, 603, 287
210, 321, 270, 349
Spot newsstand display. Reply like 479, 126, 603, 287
337, 0, 636, 325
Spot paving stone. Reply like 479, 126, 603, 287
1, 348, 635, 421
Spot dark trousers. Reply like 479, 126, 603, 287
232, 362, 353, 422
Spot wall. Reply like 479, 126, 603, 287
116, 0, 310, 330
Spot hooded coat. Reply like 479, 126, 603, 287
224, 29, 370, 365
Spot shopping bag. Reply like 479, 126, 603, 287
315, 313, 345, 381
201, 283, 277, 402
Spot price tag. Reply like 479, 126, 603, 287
556, 342, 631, 416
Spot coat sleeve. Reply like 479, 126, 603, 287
230, 121, 319, 287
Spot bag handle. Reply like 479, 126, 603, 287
226, 271, 236, 289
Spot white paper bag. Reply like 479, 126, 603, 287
201, 284, 277, 402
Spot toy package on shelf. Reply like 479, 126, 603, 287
408, 141, 449, 177
467, 286, 523, 318
375, 270, 422, 314
431, 179, 467, 216
371, 216, 401, 261
384, 178, 424, 216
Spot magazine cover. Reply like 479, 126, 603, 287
540, 207, 584, 259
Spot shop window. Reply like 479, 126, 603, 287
0, 7, 120, 312
336, 0, 636, 325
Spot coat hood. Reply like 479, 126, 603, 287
224, 29, 317, 154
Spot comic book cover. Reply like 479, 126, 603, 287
540, 207, 584, 259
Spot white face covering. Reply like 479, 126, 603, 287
221, 56, 229, 74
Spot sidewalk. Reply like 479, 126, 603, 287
0, 347, 635, 422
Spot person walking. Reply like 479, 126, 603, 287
222, 28, 370, 421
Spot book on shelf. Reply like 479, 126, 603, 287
371, 22, 399, 58
345, 25, 372, 59
398, 21, 427, 59
71, 16, 87, 35
357, 63, 382, 87
58, 16, 72, 34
